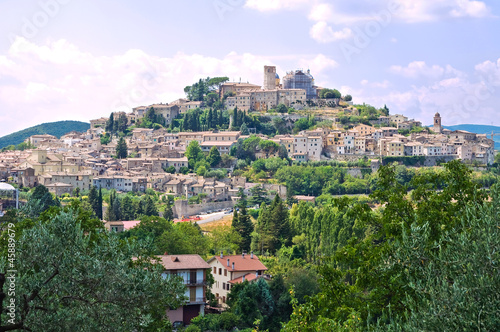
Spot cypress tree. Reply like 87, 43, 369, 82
97, 188, 103, 219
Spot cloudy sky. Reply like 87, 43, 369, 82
0, 0, 499, 136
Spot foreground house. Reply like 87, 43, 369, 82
207, 253, 268, 306
158, 255, 211, 326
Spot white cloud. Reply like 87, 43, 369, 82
357, 58, 500, 126
393, 0, 492, 23
360, 79, 391, 89
390, 61, 448, 79
244, 0, 309, 12
0, 37, 338, 136
310, 22, 353, 43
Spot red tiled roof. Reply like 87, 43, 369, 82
156, 255, 210, 270
228, 273, 259, 284
209, 254, 268, 272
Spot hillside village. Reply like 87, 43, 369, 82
0, 66, 495, 214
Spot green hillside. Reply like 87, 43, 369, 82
444, 124, 500, 149
0, 121, 90, 149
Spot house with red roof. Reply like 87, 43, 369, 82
206, 253, 268, 306
157, 255, 211, 326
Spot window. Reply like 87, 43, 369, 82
219, 268, 222, 275
224, 269, 227, 276
213, 267, 216, 274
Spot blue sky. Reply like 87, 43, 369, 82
0, 0, 499, 136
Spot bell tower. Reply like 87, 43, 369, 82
264, 65, 276, 90
433, 112, 442, 133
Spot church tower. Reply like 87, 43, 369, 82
264, 66, 277, 90
433, 112, 442, 133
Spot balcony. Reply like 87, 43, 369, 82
187, 297, 206, 304
185, 280, 206, 286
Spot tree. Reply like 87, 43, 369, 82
240, 122, 249, 135
143, 196, 159, 217
165, 166, 176, 174
105, 112, 114, 133
185, 140, 205, 169
283, 161, 490, 330
97, 188, 103, 220
344, 94, 352, 102
207, 146, 222, 168
319, 88, 341, 99
116, 137, 128, 159
249, 185, 270, 206
236, 206, 253, 252
227, 278, 275, 329
276, 103, 288, 113
118, 113, 128, 132
121, 195, 135, 221
0, 210, 186, 331
163, 200, 174, 221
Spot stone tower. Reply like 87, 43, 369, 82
264, 65, 277, 90
433, 112, 442, 133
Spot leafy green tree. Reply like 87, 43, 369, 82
165, 166, 176, 174
284, 161, 490, 330
240, 122, 249, 135
207, 146, 221, 168
276, 103, 288, 113
343, 94, 352, 101
158, 222, 210, 255
0, 210, 186, 331
116, 137, 128, 159
185, 140, 205, 169
319, 88, 341, 99
227, 278, 275, 329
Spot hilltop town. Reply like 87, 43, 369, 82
0, 65, 495, 216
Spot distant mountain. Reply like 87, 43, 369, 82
0, 121, 90, 149
444, 124, 500, 149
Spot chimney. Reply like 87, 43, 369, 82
220, 251, 223, 258
232, 262, 235, 270
242, 275, 245, 282
227, 259, 230, 267
251, 251, 254, 259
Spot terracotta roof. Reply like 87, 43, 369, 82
156, 255, 210, 270
209, 254, 268, 272
228, 272, 259, 284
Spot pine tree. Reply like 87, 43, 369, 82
270, 195, 291, 248
208, 146, 222, 167
143, 196, 159, 217
163, 200, 174, 221
121, 195, 135, 221
238, 206, 254, 252
116, 137, 128, 159
105, 113, 114, 133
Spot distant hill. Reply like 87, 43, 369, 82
0, 121, 90, 149
444, 124, 500, 149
